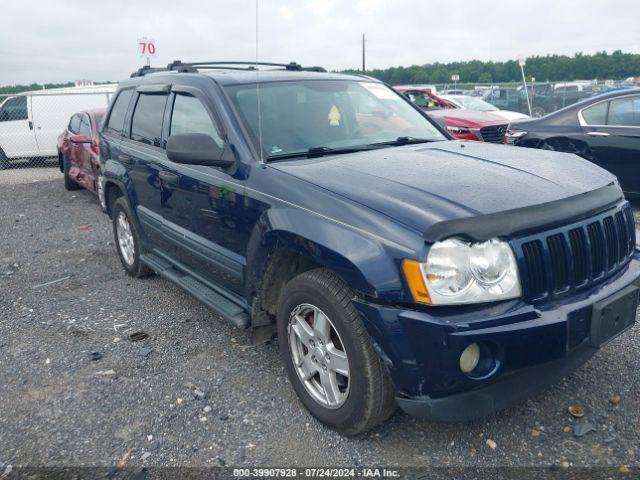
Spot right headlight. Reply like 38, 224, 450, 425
403, 238, 521, 305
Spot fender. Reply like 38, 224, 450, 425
244, 206, 418, 305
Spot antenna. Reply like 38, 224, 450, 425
255, 0, 265, 165
362, 34, 366, 73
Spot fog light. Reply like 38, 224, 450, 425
459, 343, 480, 373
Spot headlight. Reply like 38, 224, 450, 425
402, 238, 521, 305
504, 129, 527, 144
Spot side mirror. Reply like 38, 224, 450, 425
166, 133, 233, 168
70, 134, 91, 143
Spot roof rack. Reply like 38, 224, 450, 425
130, 60, 326, 77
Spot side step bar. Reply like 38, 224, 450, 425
141, 253, 250, 329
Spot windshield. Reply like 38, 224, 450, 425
451, 96, 498, 112
225, 80, 446, 159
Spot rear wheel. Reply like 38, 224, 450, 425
62, 154, 80, 191
96, 171, 107, 212
112, 197, 152, 278
0, 148, 9, 170
277, 268, 396, 435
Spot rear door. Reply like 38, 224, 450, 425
0, 95, 39, 158
75, 113, 95, 188
580, 94, 640, 194
120, 86, 174, 254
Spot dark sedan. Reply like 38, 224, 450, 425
505, 88, 640, 196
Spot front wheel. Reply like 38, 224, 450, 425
277, 268, 396, 435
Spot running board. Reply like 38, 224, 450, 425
141, 253, 250, 329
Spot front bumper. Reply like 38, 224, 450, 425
354, 254, 640, 421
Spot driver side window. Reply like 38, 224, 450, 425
169, 93, 224, 148
0, 96, 28, 122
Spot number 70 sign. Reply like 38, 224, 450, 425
138, 38, 157, 58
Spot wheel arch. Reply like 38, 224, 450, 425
245, 209, 410, 329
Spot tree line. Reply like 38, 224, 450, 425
345, 50, 640, 85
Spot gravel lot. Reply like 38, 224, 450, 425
1, 172, 639, 473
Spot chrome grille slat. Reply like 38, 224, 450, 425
516, 203, 635, 301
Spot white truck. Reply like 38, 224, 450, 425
0, 84, 117, 169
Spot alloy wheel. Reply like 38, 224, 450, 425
97, 173, 106, 211
288, 303, 350, 409
116, 211, 135, 266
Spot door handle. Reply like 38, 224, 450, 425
117, 154, 134, 164
587, 131, 610, 137
159, 171, 180, 184
28, 121, 33, 130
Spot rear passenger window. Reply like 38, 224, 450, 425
130, 93, 168, 147
608, 96, 640, 127
79, 114, 92, 138
170, 94, 223, 147
582, 102, 608, 125
106, 89, 133, 135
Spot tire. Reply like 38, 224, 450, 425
276, 268, 396, 435
62, 154, 80, 191
111, 197, 152, 278
96, 170, 107, 213
0, 148, 9, 170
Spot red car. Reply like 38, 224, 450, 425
427, 108, 509, 143
394, 86, 508, 143
57, 109, 106, 210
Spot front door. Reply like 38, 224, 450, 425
0, 95, 39, 158
161, 87, 248, 294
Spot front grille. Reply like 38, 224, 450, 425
479, 124, 508, 143
514, 203, 636, 301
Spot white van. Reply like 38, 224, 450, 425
0, 84, 117, 169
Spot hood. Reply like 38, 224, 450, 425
428, 108, 507, 127
271, 141, 616, 236
492, 110, 530, 122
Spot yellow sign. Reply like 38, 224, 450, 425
328, 105, 341, 126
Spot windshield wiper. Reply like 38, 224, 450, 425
266, 145, 377, 161
370, 136, 435, 147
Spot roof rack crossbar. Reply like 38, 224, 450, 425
131, 60, 327, 77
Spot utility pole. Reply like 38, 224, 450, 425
362, 34, 366, 73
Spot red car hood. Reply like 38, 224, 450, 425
428, 109, 507, 128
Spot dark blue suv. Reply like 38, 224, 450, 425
100, 61, 640, 435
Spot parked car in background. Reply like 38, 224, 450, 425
0, 84, 116, 169
393, 86, 454, 110
440, 94, 530, 122
505, 88, 640, 196
57, 109, 107, 210
101, 61, 640, 435
396, 87, 509, 142
427, 108, 510, 143
553, 82, 595, 108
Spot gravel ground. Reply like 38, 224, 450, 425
0, 177, 639, 473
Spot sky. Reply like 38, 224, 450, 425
1, 0, 639, 85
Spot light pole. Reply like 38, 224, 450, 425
519, 58, 532, 117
